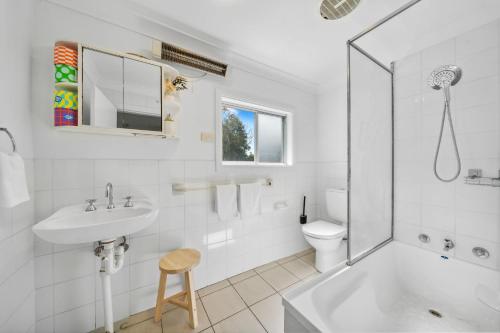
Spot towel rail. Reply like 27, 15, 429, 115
172, 178, 272, 192
0, 128, 16, 153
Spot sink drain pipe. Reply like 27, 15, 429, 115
96, 238, 127, 333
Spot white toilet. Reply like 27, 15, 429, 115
302, 188, 347, 272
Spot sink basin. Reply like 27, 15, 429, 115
33, 200, 159, 244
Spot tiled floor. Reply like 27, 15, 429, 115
93, 248, 318, 333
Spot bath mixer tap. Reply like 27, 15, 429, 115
443, 238, 455, 251
105, 183, 115, 209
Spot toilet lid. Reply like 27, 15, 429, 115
302, 220, 346, 240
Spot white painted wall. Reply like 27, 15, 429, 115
316, 83, 348, 221
393, 19, 500, 271
31, 2, 317, 331
0, 0, 36, 332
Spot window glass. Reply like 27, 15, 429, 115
258, 113, 284, 163
222, 107, 255, 162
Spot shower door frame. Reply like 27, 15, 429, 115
346, 0, 422, 265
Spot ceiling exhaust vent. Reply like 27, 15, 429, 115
152, 40, 227, 77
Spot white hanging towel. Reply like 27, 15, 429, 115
216, 184, 238, 221
0, 152, 30, 208
238, 182, 262, 219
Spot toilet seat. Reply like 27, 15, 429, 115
302, 220, 345, 240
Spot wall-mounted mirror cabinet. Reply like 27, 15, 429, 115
53, 41, 179, 138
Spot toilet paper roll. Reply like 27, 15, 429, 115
54, 108, 78, 126
54, 45, 78, 67
54, 90, 77, 110
54, 64, 77, 83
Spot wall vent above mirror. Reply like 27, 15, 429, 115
152, 40, 228, 77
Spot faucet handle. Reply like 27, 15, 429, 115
123, 196, 134, 208
443, 238, 455, 251
85, 199, 97, 212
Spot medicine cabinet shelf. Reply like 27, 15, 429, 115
464, 169, 500, 188
55, 125, 178, 140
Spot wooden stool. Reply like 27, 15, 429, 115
154, 248, 200, 327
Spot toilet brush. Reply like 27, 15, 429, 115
300, 195, 307, 224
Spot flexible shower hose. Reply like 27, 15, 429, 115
433, 86, 461, 182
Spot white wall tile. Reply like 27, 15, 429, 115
455, 76, 498, 109
0, 260, 34, 325
129, 234, 159, 264
185, 205, 207, 229
35, 317, 53, 333
52, 160, 94, 190
54, 303, 95, 333
35, 286, 53, 320
34, 190, 53, 222
129, 160, 158, 186
421, 204, 455, 232
159, 228, 185, 253
53, 248, 95, 283
35, 255, 53, 288
421, 39, 455, 72
0, 208, 12, 242
159, 160, 184, 184
94, 159, 129, 187
54, 275, 94, 313
129, 259, 159, 290
35, 159, 52, 191
456, 20, 499, 58
129, 285, 157, 315
159, 206, 184, 232
456, 210, 499, 243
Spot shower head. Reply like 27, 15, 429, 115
320, 0, 361, 20
428, 65, 462, 90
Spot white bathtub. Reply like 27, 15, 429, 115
283, 241, 500, 332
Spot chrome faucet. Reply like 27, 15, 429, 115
105, 183, 115, 209
443, 238, 455, 251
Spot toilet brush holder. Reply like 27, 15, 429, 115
300, 195, 307, 224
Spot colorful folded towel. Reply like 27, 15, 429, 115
54, 89, 77, 110
54, 45, 78, 68
55, 64, 77, 83
54, 108, 78, 126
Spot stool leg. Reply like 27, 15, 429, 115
154, 271, 167, 322
184, 270, 198, 328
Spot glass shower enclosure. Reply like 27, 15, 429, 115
346, 0, 422, 265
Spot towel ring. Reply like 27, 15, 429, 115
0, 128, 17, 153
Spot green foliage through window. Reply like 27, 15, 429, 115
222, 108, 255, 161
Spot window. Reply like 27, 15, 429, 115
218, 96, 292, 166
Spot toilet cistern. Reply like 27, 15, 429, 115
105, 182, 115, 209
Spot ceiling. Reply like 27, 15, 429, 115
124, 0, 500, 88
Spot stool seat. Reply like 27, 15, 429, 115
159, 248, 200, 274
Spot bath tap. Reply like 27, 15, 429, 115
443, 238, 454, 251
105, 182, 115, 209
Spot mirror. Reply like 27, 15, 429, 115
82, 48, 163, 132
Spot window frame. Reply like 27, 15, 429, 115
216, 93, 293, 168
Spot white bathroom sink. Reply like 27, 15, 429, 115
32, 200, 158, 244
